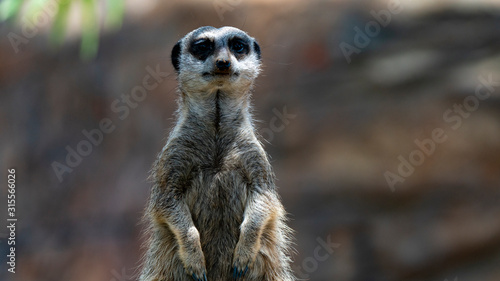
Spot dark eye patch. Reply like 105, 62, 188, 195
189, 38, 214, 61
229, 37, 249, 57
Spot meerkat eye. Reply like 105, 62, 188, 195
190, 39, 214, 60
232, 41, 245, 53
229, 38, 249, 55
193, 39, 213, 52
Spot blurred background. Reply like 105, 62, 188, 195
1, 0, 500, 280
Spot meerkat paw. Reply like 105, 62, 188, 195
179, 246, 207, 280
178, 227, 208, 281
184, 259, 207, 281
232, 241, 258, 279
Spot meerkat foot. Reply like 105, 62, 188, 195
232, 241, 258, 280
180, 247, 207, 281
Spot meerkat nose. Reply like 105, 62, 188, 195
216, 59, 231, 71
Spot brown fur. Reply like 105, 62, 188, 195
139, 26, 294, 281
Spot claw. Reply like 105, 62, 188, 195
243, 265, 248, 277
232, 265, 249, 280
192, 273, 205, 281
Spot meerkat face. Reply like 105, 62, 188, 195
171, 26, 261, 95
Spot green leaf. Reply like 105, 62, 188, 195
1, 0, 125, 61
24, 0, 49, 22
105, 0, 124, 29
80, 0, 99, 60
0, 0, 24, 22
49, 0, 71, 46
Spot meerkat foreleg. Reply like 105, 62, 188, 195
152, 187, 207, 281
232, 189, 280, 279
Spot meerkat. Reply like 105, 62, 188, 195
139, 26, 294, 281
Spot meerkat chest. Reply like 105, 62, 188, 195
183, 140, 254, 212
168, 107, 265, 210
182, 166, 248, 234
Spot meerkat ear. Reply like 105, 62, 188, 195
171, 41, 181, 73
253, 41, 261, 60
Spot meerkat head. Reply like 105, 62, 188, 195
171, 26, 261, 95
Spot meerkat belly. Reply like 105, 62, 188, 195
187, 168, 247, 269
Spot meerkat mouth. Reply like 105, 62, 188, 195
203, 72, 240, 78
